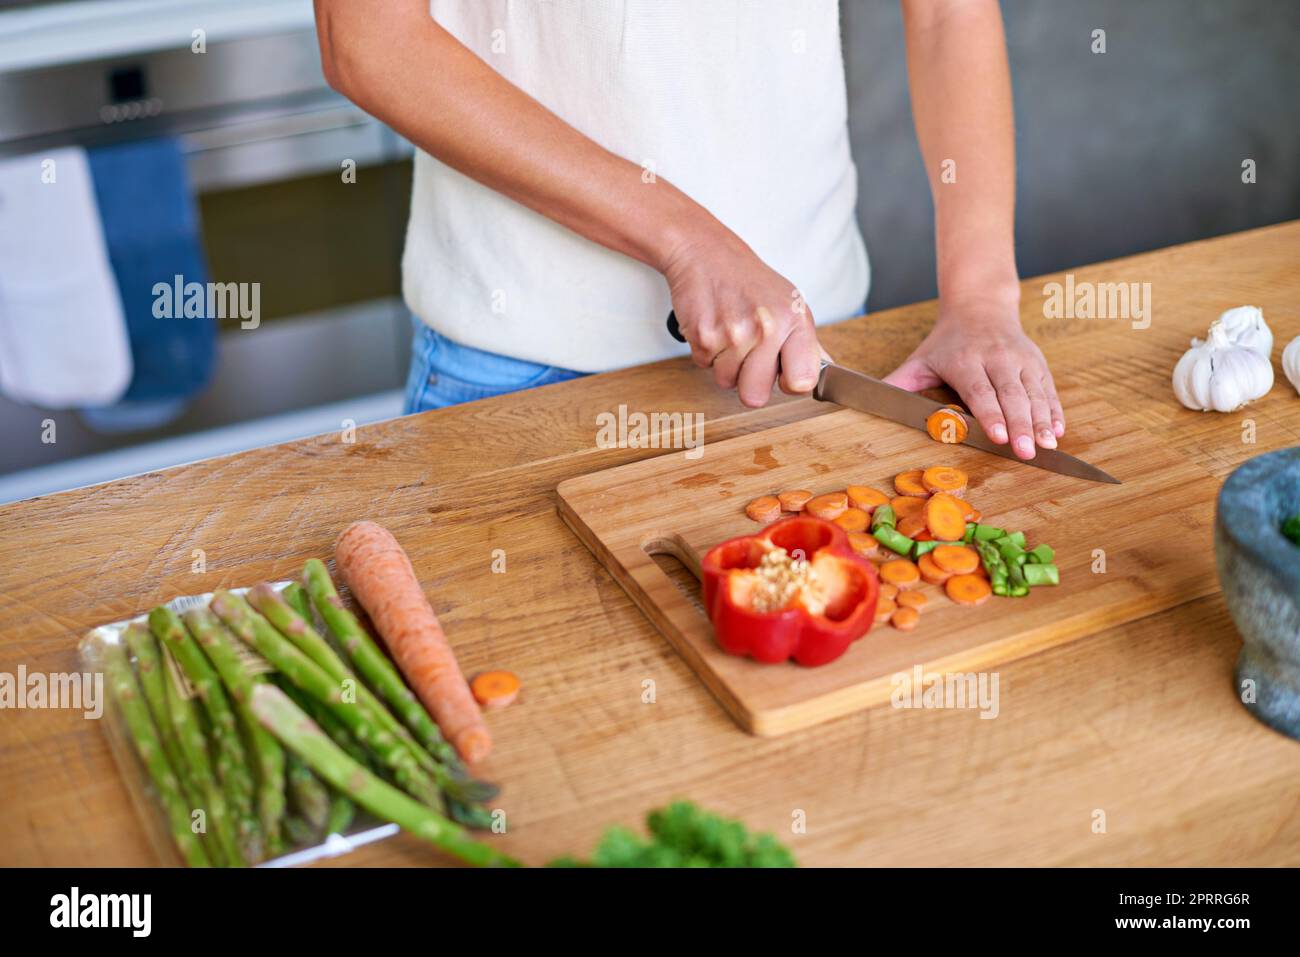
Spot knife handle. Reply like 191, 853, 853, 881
666, 311, 687, 343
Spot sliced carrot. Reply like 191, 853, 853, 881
890, 496, 928, 520
969, 509, 982, 523
926, 407, 969, 445
945, 573, 993, 606
891, 606, 921, 631
897, 591, 928, 611
925, 493, 968, 542
951, 496, 978, 521
897, 512, 929, 539
879, 582, 899, 602
334, 521, 490, 764
833, 508, 870, 532
846, 486, 890, 514
745, 495, 782, 523
847, 531, 880, 559
874, 598, 896, 622
777, 489, 813, 512
804, 491, 848, 520
918, 552, 952, 585
931, 544, 980, 575
470, 670, 521, 710
893, 469, 930, 497
921, 466, 968, 497
879, 559, 921, 590
914, 529, 934, 542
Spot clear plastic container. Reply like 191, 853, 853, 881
78, 583, 397, 867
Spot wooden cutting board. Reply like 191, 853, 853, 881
556, 387, 1222, 735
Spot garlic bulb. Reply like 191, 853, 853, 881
1284, 335, 1300, 396
1215, 305, 1273, 357
1172, 319, 1274, 412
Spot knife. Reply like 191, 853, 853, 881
667, 312, 1119, 484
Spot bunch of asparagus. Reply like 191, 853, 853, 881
103, 561, 517, 867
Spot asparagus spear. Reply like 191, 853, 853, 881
102, 639, 210, 867
123, 625, 193, 805
284, 750, 330, 831
148, 605, 263, 863
210, 589, 442, 807
250, 683, 518, 867
158, 643, 245, 866
276, 676, 373, 768
281, 581, 313, 623
248, 582, 496, 806
325, 792, 356, 836
182, 606, 287, 854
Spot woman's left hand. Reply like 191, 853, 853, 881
883, 296, 1065, 460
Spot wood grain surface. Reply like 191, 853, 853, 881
558, 391, 1222, 735
1, 221, 1298, 867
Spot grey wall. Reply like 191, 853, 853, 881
843, 0, 1300, 311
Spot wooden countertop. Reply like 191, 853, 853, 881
3, 222, 1299, 867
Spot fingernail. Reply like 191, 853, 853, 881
1038, 428, 1057, 449
1014, 436, 1035, 457
1053, 421, 1065, 437
990, 424, 1008, 443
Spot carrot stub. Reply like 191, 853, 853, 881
945, 573, 993, 606
893, 470, 930, 497
846, 486, 890, 514
925, 493, 968, 542
918, 552, 953, 585
921, 466, 968, 497
890, 606, 921, 631
847, 531, 880, 559
777, 489, 813, 512
334, 520, 491, 764
470, 670, 521, 710
926, 407, 969, 445
833, 508, 870, 532
745, 495, 782, 523
931, 544, 980, 575
897, 591, 928, 611
804, 491, 849, 520
879, 559, 921, 590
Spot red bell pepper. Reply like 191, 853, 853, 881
700, 515, 880, 667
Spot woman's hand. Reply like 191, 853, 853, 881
662, 230, 828, 409
884, 295, 1065, 459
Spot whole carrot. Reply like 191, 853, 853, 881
334, 521, 491, 765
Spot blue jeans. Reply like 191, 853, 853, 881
403, 319, 587, 414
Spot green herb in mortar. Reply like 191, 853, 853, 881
1283, 513, 1300, 547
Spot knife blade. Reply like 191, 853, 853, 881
814, 362, 1120, 484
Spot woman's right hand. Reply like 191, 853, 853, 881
661, 229, 827, 409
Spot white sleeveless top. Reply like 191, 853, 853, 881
403, 0, 869, 372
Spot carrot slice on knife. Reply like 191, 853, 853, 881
777, 489, 813, 512
926, 407, 969, 444
745, 496, 782, 523
804, 491, 849, 520
846, 486, 890, 513
893, 470, 930, 497
925, 493, 968, 542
